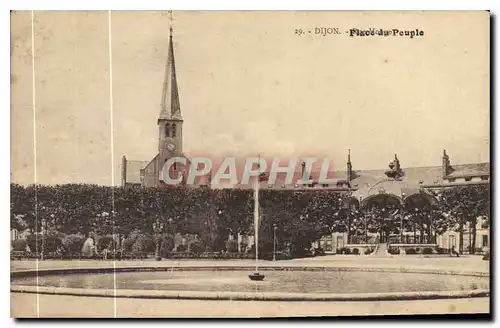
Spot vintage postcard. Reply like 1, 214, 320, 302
10, 11, 490, 318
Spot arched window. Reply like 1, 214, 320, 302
165, 123, 170, 138
172, 124, 177, 137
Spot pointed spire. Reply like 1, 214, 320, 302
159, 11, 182, 122
347, 149, 353, 182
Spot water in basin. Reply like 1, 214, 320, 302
11, 270, 489, 294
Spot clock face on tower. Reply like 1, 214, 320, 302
167, 142, 176, 152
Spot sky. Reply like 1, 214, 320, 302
11, 11, 490, 186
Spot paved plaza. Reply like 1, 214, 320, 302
10, 254, 490, 273
11, 293, 489, 318
11, 255, 490, 318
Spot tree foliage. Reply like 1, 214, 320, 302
11, 182, 489, 257
438, 185, 490, 253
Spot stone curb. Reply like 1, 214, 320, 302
11, 265, 489, 302
11, 266, 490, 278
10, 285, 490, 302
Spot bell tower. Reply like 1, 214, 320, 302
158, 19, 183, 168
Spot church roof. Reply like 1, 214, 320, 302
159, 28, 182, 121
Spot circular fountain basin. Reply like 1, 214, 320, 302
11, 267, 489, 301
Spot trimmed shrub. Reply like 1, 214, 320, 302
62, 234, 85, 254
225, 239, 238, 253
405, 248, 416, 255
483, 251, 490, 261
132, 234, 154, 255
344, 248, 351, 255
352, 248, 360, 255
122, 237, 137, 253
189, 241, 204, 254
159, 234, 175, 256
388, 247, 400, 255
278, 250, 292, 260
314, 248, 325, 256
26, 233, 63, 254
176, 244, 188, 252
436, 247, 448, 254
364, 248, 373, 255
12, 239, 27, 251
96, 235, 116, 252
422, 247, 434, 254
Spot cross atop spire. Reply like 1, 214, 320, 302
159, 11, 182, 122
169, 10, 174, 37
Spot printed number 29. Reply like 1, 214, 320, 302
294, 29, 304, 35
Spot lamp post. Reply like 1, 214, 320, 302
153, 218, 165, 261
400, 214, 404, 244
414, 208, 419, 243
428, 212, 433, 244
363, 212, 368, 244
273, 224, 277, 261
40, 218, 47, 260
340, 198, 349, 244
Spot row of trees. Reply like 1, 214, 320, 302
11, 184, 347, 257
438, 185, 490, 254
11, 183, 490, 256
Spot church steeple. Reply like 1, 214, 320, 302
159, 15, 182, 122
158, 12, 183, 170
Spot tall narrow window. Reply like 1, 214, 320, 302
172, 123, 177, 137
165, 123, 170, 138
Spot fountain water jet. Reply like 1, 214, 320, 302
249, 157, 265, 281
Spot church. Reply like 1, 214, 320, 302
121, 26, 191, 188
